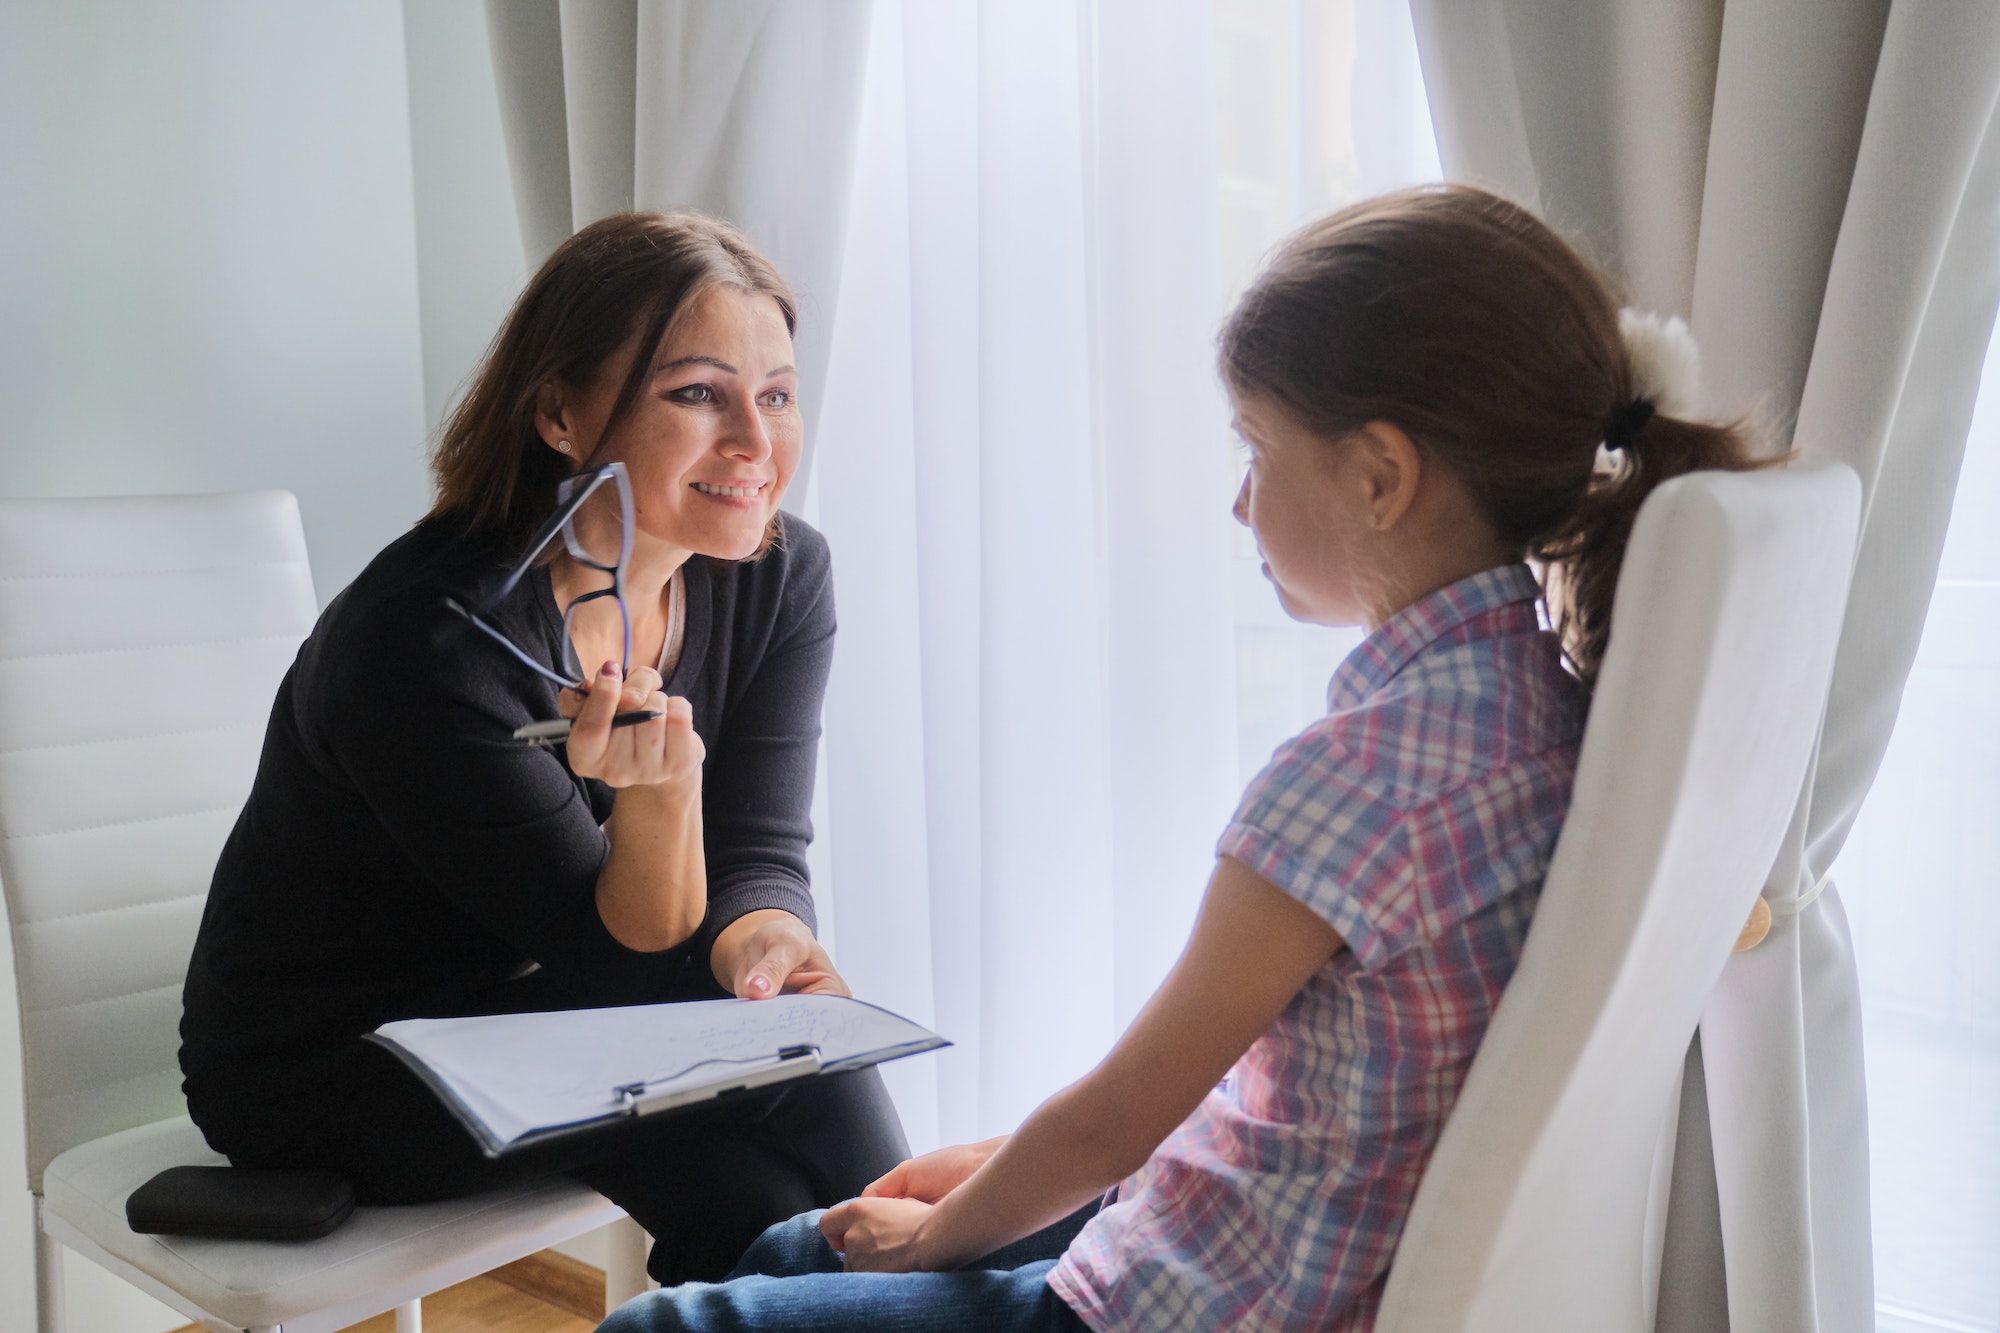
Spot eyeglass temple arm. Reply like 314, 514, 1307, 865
442, 598, 586, 693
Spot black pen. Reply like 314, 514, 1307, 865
513, 710, 663, 747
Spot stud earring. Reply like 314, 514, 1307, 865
557, 440, 573, 454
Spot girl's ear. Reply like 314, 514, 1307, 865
1356, 421, 1422, 531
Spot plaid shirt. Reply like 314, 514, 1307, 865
1048, 564, 1585, 1331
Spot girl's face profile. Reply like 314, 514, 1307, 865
1230, 391, 1377, 628
561, 284, 802, 562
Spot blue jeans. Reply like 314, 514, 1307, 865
598, 1203, 1098, 1332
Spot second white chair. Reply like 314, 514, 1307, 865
0, 491, 640, 1333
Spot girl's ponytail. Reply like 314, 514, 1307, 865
1220, 187, 1771, 689
1534, 312, 1768, 684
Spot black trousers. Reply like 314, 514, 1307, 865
205, 1039, 911, 1285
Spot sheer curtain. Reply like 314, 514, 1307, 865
484, 0, 1243, 1155
803, 0, 1240, 1152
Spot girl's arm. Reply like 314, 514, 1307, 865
821, 855, 1344, 1272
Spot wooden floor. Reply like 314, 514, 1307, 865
167, 1250, 605, 1333
330, 1273, 598, 1332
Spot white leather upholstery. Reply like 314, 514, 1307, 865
0, 492, 319, 1190
0, 492, 629, 1332
41, 1117, 620, 1332
1376, 463, 1863, 1332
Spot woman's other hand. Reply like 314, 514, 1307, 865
819, 1196, 935, 1273
710, 909, 850, 999
564, 661, 703, 790
863, 1137, 1009, 1204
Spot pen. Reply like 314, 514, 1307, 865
513, 710, 663, 747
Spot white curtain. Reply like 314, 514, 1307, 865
483, 0, 871, 496
1410, 3, 2000, 1329
482, 0, 1242, 1154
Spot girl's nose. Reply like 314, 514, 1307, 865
1233, 473, 1251, 526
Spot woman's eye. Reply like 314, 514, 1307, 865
761, 389, 793, 410
672, 383, 716, 404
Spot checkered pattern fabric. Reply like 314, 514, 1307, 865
1048, 564, 1585, 1331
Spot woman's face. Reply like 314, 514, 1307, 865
1229, 391, 1379, 628
547, 284, 802, 562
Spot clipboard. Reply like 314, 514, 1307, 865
367, 994, 947, 1158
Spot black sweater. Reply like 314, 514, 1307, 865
179, 511, 832, 1128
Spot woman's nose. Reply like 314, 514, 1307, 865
721, 396, 773, 462
1232, 474, 1251, 526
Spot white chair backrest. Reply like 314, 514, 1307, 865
1376, 463, 1861, 1332
0, 493, 318, 1189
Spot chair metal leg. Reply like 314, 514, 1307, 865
33, 1199, 65, 1333
605, 1215, 653, 1308
394, 1298, 421, 1333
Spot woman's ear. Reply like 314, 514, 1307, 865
1355, 421, 1422, 531
533, 381, 578, 459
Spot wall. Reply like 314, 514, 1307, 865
0, 2, 479, 1329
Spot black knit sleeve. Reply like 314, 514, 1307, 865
313, 582, 695, 998
691, 517, 834, 968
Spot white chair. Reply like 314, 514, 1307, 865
1376, 462, 1862, 1331
0, 492, 641, 1333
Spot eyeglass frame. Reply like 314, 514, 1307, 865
443, 460, 635, 695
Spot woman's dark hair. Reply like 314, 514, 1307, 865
1220, 184, 1769, 686
430, 210, 796, 553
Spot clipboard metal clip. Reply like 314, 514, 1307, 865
612, 1043, 823, 1117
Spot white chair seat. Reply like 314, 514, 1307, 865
40, 1117, 623, 1332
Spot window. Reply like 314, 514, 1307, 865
1835, 330, 2000, 1333
1213, 0, 1438, 779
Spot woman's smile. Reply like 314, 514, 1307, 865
691, 479, 772, 503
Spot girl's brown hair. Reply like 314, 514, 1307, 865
1220, 184, 1766, 685
430, 210, 796, 553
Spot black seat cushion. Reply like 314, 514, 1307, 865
125, 1165, 355, 1241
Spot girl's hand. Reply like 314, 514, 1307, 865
820, 1197, 936, 1273
563, 661, 704, 789
712, 909, 851, 999
863, 1138, 1008, 1204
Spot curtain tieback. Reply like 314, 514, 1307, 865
1732, 871, 1833, 952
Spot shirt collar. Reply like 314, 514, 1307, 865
1327, 563, 1544, 710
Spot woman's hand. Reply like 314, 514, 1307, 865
710, 909, 850, 999
563, 661, 703, 790
819, 1196, 936, 1273
863, 1137, 1009, 1204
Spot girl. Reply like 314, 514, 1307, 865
597, 185, 1761, 1330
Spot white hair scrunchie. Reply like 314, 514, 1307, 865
1617, 308, 1703, 418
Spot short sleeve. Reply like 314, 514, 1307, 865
1215, 721, 1416, 972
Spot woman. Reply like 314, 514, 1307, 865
178, 212, 908, 1283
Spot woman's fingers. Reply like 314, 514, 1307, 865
732, 915, 835, 999
618, 665, 664, 711
563, 665, 705, 789
739, 933, 804, 999
564, 661, 624, 769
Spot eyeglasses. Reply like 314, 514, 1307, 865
445, 462, 656, 742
